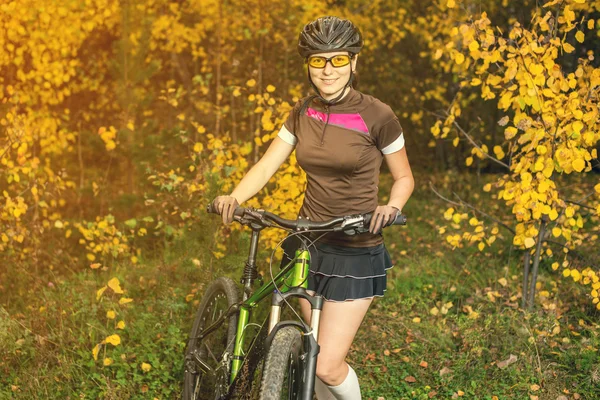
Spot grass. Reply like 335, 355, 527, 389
1, 174, 599, 399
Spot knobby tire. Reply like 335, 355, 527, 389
183, 277, 239, 400
259, 327, 304, 400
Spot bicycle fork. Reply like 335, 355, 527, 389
268, 287, 324, 400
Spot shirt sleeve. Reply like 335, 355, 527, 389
277, 124, 297, 145
376, 117, 405, 155
283, 100, 302, 137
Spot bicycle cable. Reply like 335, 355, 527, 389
267, 228, 335, 332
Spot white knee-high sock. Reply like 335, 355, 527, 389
326, 365, 361, 400
314, 376, 336, 400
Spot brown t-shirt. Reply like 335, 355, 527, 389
278, 88, 405, 247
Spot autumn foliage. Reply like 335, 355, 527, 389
1, 0, 599, 393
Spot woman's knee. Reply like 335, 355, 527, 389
316, 359, 347, 386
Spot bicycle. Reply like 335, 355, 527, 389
183, 205, 407, 400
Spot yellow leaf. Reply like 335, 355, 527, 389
498, 278, 508, 287
483, 183, 491, 192
552, 227, 561, 237
106, 310, 116, 319
90, 263, 101, 269
572, 158, 585, 172
92, 344, 101, 361
478, 242, 485, 251
197, 125, 206, 134
232, 87, 241, 97
266, 84, 276, 92
430, 307, 439, 316
466, 157, 473, 166
103, 358, 113, 366
141, 362, 152, 372
119, 297, 133, 305
575, 31, 585, 43
563, 269, 571, 277
455, 52, 465, 65
193, 143, 204, 152
453, 137, 459, 147
246, 79, 256, 88
117, 320, 126, 329
524, 238, 536, 248
593, 183, 600, 194
447, 0, 456, 8
104, 334, 121, 346
87, 253, 96, 261
108, 277, 124, 294
563, 42, 575, 53
96, 286, 107, 301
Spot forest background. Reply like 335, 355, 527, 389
1, 0, 600, 399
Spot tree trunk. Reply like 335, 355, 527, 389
527, 220, 547, 310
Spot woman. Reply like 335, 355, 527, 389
212, 16, 414, 400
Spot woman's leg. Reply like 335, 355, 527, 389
300, 296, 373, 399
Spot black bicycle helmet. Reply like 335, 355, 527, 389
298, 16, 363, 58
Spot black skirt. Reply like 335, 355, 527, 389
280, 235, 393, 302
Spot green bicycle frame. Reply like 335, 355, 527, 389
230, 247, 310, 383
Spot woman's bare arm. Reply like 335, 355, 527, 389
230, 136, 295, 204
384, 147, 414, 212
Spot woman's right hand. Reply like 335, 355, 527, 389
211, 195, 240, 225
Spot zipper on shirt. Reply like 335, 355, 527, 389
320, 105, 330, 146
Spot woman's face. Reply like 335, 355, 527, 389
308, 51, 358, 101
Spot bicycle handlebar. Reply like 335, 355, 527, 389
206, 203, 406, 234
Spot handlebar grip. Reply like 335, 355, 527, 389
393, 214, 407, 225
363, 212, 407, 227
206, 202, 245, 218
206, 202, 218, 214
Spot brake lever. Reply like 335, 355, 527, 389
336, 215, 367, 236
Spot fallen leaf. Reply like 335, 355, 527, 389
405, 376, 417, 383
108, 277, 124, 294
497, 354, 518, 369
104, 334, 121, 346
420, 360, 428, 368
530, 384, 540, 391
428, 391, 437, 398
439, 366, 453, 376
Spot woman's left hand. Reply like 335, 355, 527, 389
369, 205, 400, 234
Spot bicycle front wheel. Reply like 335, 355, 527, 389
259, 327, 304, 400
183, 277, 239, 400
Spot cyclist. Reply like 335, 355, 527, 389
212, 16, 414, 400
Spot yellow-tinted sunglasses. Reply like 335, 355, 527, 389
307, 54, 352, 69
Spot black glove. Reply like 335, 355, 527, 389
369, 205, 400, 234
212, 196, 240, 225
